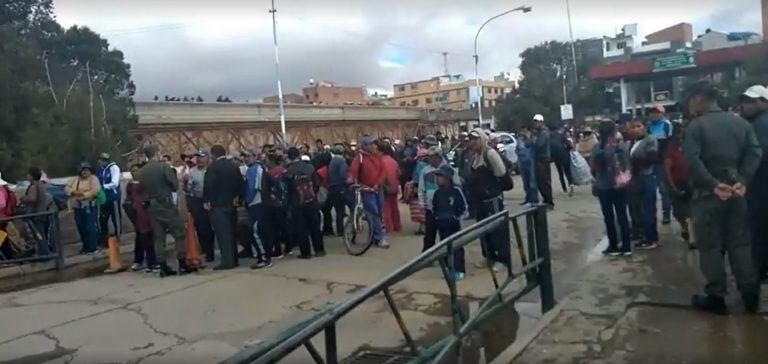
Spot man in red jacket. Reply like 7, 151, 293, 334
347, 137, 387, 248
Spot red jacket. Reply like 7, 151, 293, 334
125, 182, 152, 234
381, 155, 400, 196
347, 152, 384, 190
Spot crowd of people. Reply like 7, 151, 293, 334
586, 81, 768, 315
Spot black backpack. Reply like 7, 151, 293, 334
294, 173, 317, 205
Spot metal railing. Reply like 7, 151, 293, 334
0, 211, 64, 270
222, 205, 554, 364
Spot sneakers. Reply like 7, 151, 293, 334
568, 186, 575, 197
602, 246, 621, 257
692, 294, 728, 315
635, 240, 659, 250
452, 272, 465, 281
619, 246, 633, 256
146, 265, 160, 273
130, 263, 143, 272
251, 261, 273, 270
661, 215, 671, 225
376, 240, 390, 249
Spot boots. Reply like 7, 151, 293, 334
178, 259, 198, 275
158, 263, 177, 278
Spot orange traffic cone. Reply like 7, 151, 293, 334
185, 212, 204, 268
104, 235, 126, 274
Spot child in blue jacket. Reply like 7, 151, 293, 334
431, 165, 468, 280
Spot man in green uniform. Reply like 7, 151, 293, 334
135, 144, 197, 277
683, 81, 763, 314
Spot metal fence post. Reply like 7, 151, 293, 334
534, 206, 555, 313
324, 322, 337, 364
53, 214, 65, 270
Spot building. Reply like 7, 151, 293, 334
589, 20, 766, 116
391, 73, 514, 111
695, 29, 762, 51
262, 93, 305, 104
302, 81, 367, 106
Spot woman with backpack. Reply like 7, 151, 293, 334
66, 162, 102, 255
590, 121, 632, 257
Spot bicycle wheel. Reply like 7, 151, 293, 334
343, 210, 374, 256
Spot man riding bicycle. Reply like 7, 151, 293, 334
347, 137, 388, 248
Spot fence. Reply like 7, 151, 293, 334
0, 211, 64, 270
222, 205, 554, 364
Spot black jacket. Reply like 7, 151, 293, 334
204, 157, 245, 208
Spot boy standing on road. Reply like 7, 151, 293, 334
431, 165, 468, 281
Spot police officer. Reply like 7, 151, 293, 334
135, 145, 197, 277
683, 81, 763, 314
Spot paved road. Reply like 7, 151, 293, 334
0, 181, 608, 364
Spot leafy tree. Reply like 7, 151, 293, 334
196, 96, 203, 102
182, 96, 189, 102
496, 40, 607, 132
153, 95, 158, 101
0, 0, 136, 180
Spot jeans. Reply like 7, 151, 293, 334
133, 231, 157, 266
640, 174, 659, 242
597, 188, 631, 250
655, 164, 671, 218
290, 202, 325, 257
534, 160, 554, 205
519, 160, 538, 204
553, 153, 573, 193
210, 207, 237, 267
74, 206, 98, 253
324, 185, 347, 234
475, 196, 511, 266
188, 196, 215, 261
362, 191, 384, 243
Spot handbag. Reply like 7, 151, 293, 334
614, 169, 632, 189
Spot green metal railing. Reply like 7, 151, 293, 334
222, 205, 554, 364
0, 211, 64, 270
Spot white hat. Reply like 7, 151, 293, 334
742, 85, 768, 100
533, 114, 545, 122
301, 155, 311, 161
0, 172, 8, 186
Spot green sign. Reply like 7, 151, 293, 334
652, 53, 695, 72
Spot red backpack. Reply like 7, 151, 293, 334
0, 186, 17, 217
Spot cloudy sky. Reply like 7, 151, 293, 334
53, 0, 763, 101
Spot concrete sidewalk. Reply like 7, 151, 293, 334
515, 226, 768, 364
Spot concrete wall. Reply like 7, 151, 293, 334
262, 93, 306, 104
302, 85, 367, 105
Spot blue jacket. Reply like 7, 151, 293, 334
244, 163, 264, 206
98, 162, 121, 202
432, 185, 468, 223
328, 155, 348, 187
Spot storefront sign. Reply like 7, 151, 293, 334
652, 53, 695, 72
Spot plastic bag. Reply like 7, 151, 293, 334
570, 151, 593, 186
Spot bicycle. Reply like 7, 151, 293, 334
343, 184, 374, 256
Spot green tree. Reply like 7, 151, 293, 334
496, 40, 607, 132
0, 0, 136, 180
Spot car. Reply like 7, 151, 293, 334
490, 132, 518, 168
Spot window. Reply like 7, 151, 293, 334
399, 101, 406, 106
398, 85, 406, 92
412, 99, 419, 106
617, 41, 626, 49
425, 97, 433, 104
410, 83, 418, 90
305, 94, 310, 100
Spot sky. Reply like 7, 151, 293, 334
53, 0, 763, 101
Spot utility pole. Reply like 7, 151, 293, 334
565, 0, 579, 84
442, 52, 449, 75
270, 0, 288, 147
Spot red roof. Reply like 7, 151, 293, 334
589, 43, 766, 80
589, 59, 651, 80
694, 43, 764, 67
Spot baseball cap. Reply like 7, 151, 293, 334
468, 128, 484, 139
78, 162, 93, 172
422, 135, 438, 146
426, 146, 442, 156
194, 150, 209, 158
742, 85, 768, 100
650, 105, 665, 114
361, 136, 375, 147
435, 165, 455, 178
240, 148, 256, 157
98, 152, 111, 161
533, 114, 544, 122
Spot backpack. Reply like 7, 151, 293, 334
294, 173, 317, 205
484, 150, 515, 191
265, 166, 288, 208
1, 186, 17, 217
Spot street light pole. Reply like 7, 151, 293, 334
565, 0, 579, 83
472, 5, 532, 131
270, 0, 288, 147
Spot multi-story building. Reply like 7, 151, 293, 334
302, 81, 367, 106
262, 93, 306, 104
589, 20, 765, 116
391, 73, 514, 111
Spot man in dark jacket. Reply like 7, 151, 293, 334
285, 147, 325, 259
739, 85, 768, 281
326, 145, 348, 235
204, 144, 245, 270
531, 114, 554, 208
683, 81, 762, 314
